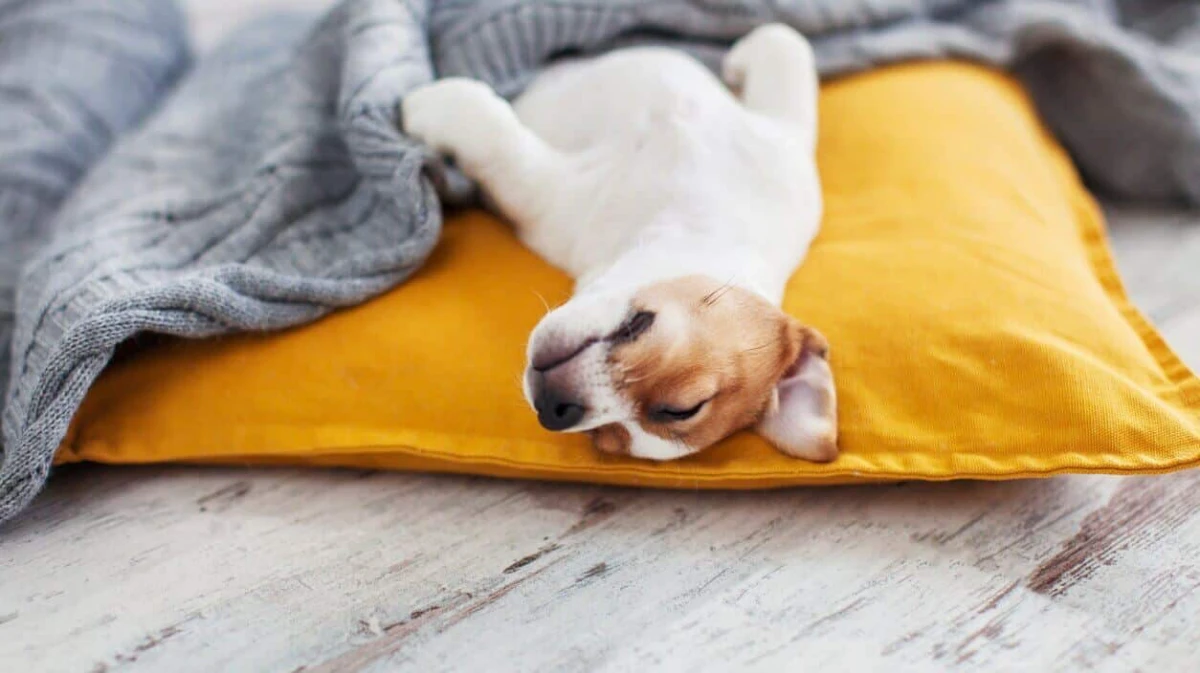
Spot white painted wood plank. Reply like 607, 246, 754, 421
5, 468, 1200, 671
1106, 204, 1200, 324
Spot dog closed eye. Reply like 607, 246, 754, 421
609, 310, 656, 343
648, 399, 709, 423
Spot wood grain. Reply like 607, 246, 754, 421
5, 464, 1200, 671
1, 3, 1199, 671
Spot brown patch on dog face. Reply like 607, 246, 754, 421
605, 275, 818, 453
589, 423, 632, 455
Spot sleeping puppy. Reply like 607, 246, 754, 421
403, 24, 836, 462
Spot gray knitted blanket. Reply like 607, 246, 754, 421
2, 0, 1199, 525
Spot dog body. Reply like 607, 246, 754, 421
508, 44, 818, 300
404, 24, 837, 461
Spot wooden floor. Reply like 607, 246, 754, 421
4, 3, 1200, 670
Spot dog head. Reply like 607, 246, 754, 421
523, 275, 837, 461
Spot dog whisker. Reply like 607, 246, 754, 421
699, 278, 736, 308
530, 290, 552, 315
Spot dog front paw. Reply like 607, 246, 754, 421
402, 78, 512, 159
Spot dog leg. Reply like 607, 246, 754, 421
403, 78, 565, 223
722, 24, 818, 147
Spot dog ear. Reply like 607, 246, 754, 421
755, 322, 838, 461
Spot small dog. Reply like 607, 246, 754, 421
404, 24, 836, 462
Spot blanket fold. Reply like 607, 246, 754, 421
0, 0, 191, 518
1, 0, 441, 522
3, 0, 1200, 525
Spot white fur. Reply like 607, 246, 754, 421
404, 24, 826, 459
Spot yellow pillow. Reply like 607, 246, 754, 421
57, 62, 1200, 486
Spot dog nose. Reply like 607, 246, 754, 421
534, 388, 586, 431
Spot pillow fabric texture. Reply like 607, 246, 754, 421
56, 62, 1200, 487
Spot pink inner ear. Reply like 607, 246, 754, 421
783, 327, 828, 380
759, 339, 838, 461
